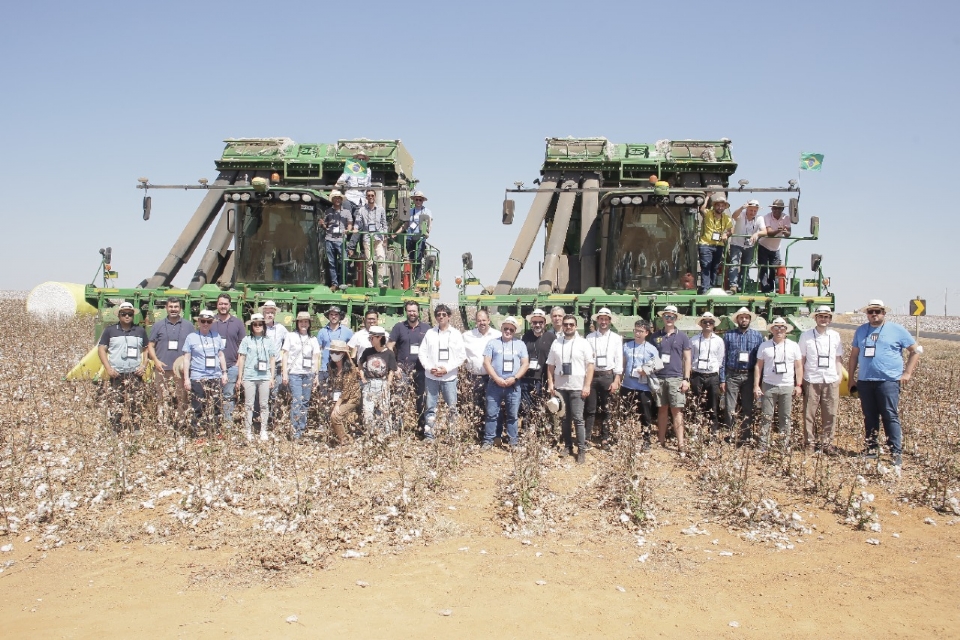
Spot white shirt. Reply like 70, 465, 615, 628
348, 329, 373, 364
586, 329, 624, 374
463, 327, 501, 375
731, 213, 764, 248
798, 328, 843, 384
757, 338, 802, 387
337, 169, 371, 207
419, 326, 466, 382
546, 334, 595, 391
690, 333, 725, 374
758, 212, 792, 251
266, 323, 288, 350
282, 332, 320, 375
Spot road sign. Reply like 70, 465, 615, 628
910, 298, 926, 316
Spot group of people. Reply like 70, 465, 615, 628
697, 194, 794, 295
97, 296, 919, 467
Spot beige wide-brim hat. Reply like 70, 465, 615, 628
296, 311, 312, 322
330, 190, 345, 199
246, 313, 266, 326
657, 305, 682, 318
592, 307, 615, 322
545, 395, 566, 417
733, 306, 754, 321
329, 339, 356, 360
813, 305, 834, 317
412, 190, 428, 201
698, 311, 718, 326
861, 299, 890, 312
770, 317, 790, 327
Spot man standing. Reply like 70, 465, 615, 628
261, 300, 288, 396
389, 300, 431, 434
753, 317, 803, 452
348, 310, 380, 365
482, 317, 529, 450
689, 312, 726, 436
547, 314, 595, 463
728, 200, 763, 293
463, 310, 502, 420
846, 299, 920, 466
584, 308, 623, 449
419, 304, 466, 439
336, 150, 372, 212
722, 307, 763, 443
621, 319, 661, 452
98, 301, 149, 431
653, 306, 692, 453
697, 194, 734, 293
405, 191, 432, 280
316, 306, 353, 387
147, 297, 194, 427
519, 309, 554, 425
750, 199, 792, 293
213, 294, 245, 425
321, 190, 355, 290
799, 305, 844, 454
350, 189, 389, 287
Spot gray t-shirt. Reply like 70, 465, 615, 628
99, 324, 149, 373
149, 318, 195, 368
324, 206, 355, 242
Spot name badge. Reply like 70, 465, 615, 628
817, 356, 831, 369
738, 351, 750, 363
774, 362, 787, 374
333, 391, 342, 401
502, 359, 515, 373
561, 362, 572, 376
596, 355, 608, 368
864, 346, 876, 358
257, 360, 268, 372
410, 344, 420, 355
439, 348, 449, 361
367, 224, 376, 232
711, 232, 721, 241
631, 367, 641, 379
331, 225, 340, 234
529, 359, 540, 370
661, 353, 672, 364
698, 358, 713, 372
205, 356, 216, 369
126, 346, 139, 359
167, 340, 178, 350
302, 358, 313, 369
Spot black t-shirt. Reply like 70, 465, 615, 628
389, 320, 431, 369
521, 329, 555, 381
359, 347, 398, 380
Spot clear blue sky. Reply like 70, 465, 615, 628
2, 0, 958, 314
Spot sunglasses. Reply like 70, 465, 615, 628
435, 312, 448, 317
701, 320, 715, 325
867, 310, 884, 315
531, 320, 545, 324
771, 326, 788, 330
562, 322, 577, 327
251, 322, 265, 326
119, 311, 134, 317
662, 314, 677, 320
199, 318, 213, 324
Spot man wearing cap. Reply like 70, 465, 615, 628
697, 193, 734, 294
358, 325, 397, 433
281, 312, 321, 439
405, 191, 432, 281
585, 308, 624, 449
389, 300, 432, 434
482, 317, 529, 450
751, 199, 792, 294
753, 317, 803, 452
729, 200, 764, 293
799, 306, 844, 454
520, 309, 554, 425
320, 191, 355, 289
847, 300, 920, 466
653, 306, 692, 453
348, 310, 380, 365
316, 306, 354, 388
336, 150, 372, 212
621, 319, 661, 451
213, 294, 245, 425
147, 297, 194, 427
690, 312, 726, 436
463, 310, 502, 422
547, 314, 595, 463
419, 304, 466, 439
98, 302, 150, 431
349, 189, 389, 287
723, 307, 763, 443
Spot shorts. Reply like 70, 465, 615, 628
654, 377, 686, 408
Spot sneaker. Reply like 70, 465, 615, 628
641, 440, 651, 453
245, 430, 254, 442
860, 448, 878, 459
892, 453, 902, 467
560, 447, 574, 459
480, 442, 493, 452
576, 450, 586, 464
730, 284, 739, 294
260, 431, 269, 442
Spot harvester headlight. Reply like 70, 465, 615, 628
695, 196, 704, 205
279, 193, 290, 201
301, 194, 312, 202
223, 194, 231, 202
634, 194, 644, 203
231, 193, 241, 201
251, 176, 268, 193
620, 196, 632, 205
684, 196, 695, 205
240, 193, 250, 201
289, 193, 301, 202
611, 197, 621, 206
674, 196, 685, 204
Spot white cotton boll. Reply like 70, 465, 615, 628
865, 538, 880, 545
0, 544, 12, 553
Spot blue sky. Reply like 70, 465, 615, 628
2, 0, 958, 314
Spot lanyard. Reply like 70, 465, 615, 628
253, 336, 267, 361
562, 337, 573, 364
812, 330, 830, 358
774, 340, 785, 364
200, 333, 216, 358
698, 335, 714, 361
631, 341, 652, 367
591, 331, 611, 358
867, 323, 886, 343
298, 332, 311, 356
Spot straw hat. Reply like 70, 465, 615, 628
770, 317, 789, 327
296, 311, 312, 322
592, 307, 614, 321
546, 395, 566, 417
698, 311, 718, 326
261, 300, 278, 310
527, 308, 547, 322
813, 305, 834, 317
198, 309, 215, 319
501, 316, 519, 330
658, 305, 681, 318
330, 190, 345, 199
733, 306, 754, 320
412, 190, 428, 201
862, 299, 889, 312
246, 313, 265, 325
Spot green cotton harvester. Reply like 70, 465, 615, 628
458, 137, 833, 336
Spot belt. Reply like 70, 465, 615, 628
692, 371, 720, 377
595, 369, 616, 376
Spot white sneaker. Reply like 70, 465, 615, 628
260, 431, 269, 441
245, 430, 254, 442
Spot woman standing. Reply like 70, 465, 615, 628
358, 325, 397, 433
181, 309, 227, 439
236, 313, 278, 442
282, 311, 320, 439
327, 340, 360, 444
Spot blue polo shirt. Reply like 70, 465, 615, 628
853, 322, 915, 382
622, 340, 660, 391
652, 329, 691, 379
483, 337, 528, 378
316, 324, 354, 372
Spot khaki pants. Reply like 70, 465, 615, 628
330, 400, 359, 444
363, 236, 387, 287
802, 380, 840, 448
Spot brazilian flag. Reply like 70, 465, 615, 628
343, 159, 367, 177
799, 153, 824, 171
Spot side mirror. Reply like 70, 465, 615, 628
100, 247, 113, 264
142, 196, 152, 221
462, 252, 474, 271
811, 253, 822, 272
226, 205, 235, 234
809, 215, 819, 238
789, 197, 799, 224
502, 199, 515, 225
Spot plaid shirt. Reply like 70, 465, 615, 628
723, 328, 764, 373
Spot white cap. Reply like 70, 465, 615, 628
261, 300, 278, 309
198, 309, 215, 319
501, 316, 519, 330
118, 301, 134, 310
813, 305, 833, 316
770, 316, 789, 327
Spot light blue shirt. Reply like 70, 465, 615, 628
407, 206, 432, 234
316, 324, 354, 371
182, 332, 225, 380
483, 337, 528, 379
622, 340, 660, 391
238, 336, 278, 381
853, 322, 915, 382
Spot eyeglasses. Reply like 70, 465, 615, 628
118, 311, 134, 317
435, 312, 448, 317
815, 314, 831, 319
771, 326, 788, 330
701, 320, 715, 325
251, 322, 265, 326
866, 310, 884, 315
502, 326, 515, 331
199, 318, 213, 324
662, 314, 677, 320
562, 322, 577, 327
413, 198, 424, 201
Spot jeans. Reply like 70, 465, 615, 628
728, 244, 755, 290
484, 381, 521, 445
425, 377, 458, 437
690, 371, 721, 432
326, 239, 344, 287
520, 377, 543, 418
758, 382, 794, 450
558, 389, 586, 451
189, 378, 222, 437
288, 373, 314, 438
585, 370, 614, 441
698, 244, 725, 293
857, 380, 903, 454
619, 387, 655, 442
242, 379, 271, 435
757, 245, 781, 293
222, 365, 239, 423
723, 370, 755, 441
